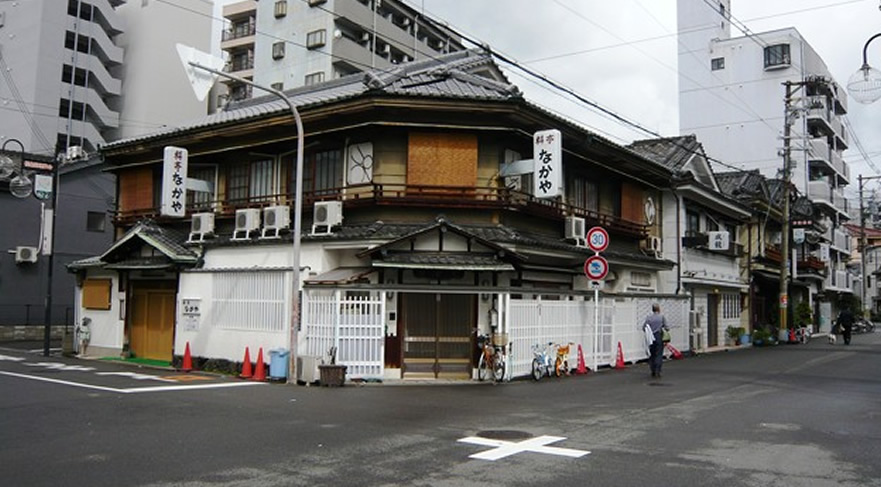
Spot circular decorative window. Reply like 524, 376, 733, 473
644, 196, 656, 225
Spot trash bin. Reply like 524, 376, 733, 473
269, 348, 290, 380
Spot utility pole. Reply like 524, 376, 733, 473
779, 81, 795, 338
858, 175, 881, 317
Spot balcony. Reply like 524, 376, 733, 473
807, 138, 833, 174
225, 52, 254, 76
114, 183, 650, 238
764, 244, 783, 264
832, 229, 851, 253
808, 180, 849, 217
222, 22, 256, 42
806, 96, 833, 135
825, 269, 855, 293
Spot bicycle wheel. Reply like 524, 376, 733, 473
477, 352, 489, 381
554, 357, 563, 377
492, 352, 506, 382
532, 358, 543, 381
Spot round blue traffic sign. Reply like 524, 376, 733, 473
584, 255, 609, 280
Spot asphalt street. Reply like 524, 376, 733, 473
1, 331, 879, 487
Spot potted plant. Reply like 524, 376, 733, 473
752, 328, 770, 346
726, 326, 741, 346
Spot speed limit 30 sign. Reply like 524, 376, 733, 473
586, 226, 609, 252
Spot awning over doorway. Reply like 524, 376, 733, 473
304, 267, 375, 284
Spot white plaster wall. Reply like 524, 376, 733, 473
76, 271, 125, 355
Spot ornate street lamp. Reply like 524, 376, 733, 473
847, 33, 881, 104
1, 139, 32, 198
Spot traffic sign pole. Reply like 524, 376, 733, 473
583, 227, 611, 373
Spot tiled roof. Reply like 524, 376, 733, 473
627, 135, 700, 171
101, 50, 520, 151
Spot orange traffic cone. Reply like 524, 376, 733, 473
614, 341, 626, 369
239, 347, 253, 379
575, 344, 589, 374
251, 347, 266, 382
181, 342, 193, 372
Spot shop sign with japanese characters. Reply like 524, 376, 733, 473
161, 146, 188, 217
533, 129, 562, 199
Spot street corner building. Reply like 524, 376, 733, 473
68, 49, 697, 382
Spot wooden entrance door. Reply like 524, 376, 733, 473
400, 293, 474, 379
707, 294, 719, 347
130, 282, 176, 362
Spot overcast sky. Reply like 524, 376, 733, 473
217, 0, 881, 196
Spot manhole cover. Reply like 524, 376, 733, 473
476, 430, 532, 440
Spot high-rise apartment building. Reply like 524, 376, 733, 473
220, 0, 463, 101
678, 0, 853, 325
0, 0, 212, 155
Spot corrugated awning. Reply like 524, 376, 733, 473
305, 267, 374, 284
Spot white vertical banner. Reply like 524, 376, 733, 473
41, 208, 53, 255
533, 129, 562, 199
161, 146, 188, 218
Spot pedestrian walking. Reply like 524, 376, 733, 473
642, 303, 668, 378
836, 307, 854, 345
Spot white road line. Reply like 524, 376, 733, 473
0, 371, 264, 394
458, 435, 590, 461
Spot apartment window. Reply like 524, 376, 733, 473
631, 271, 652, 287
272, 41, 285, 60
61, 65, 88, 87
226, 159, 280, 203
64, 31, 91, 54
58, 99, 86, 121
306, 29, 327, 49
304, 149, 344, 196
711, 57, 725, 71
186, 165, 217, 210
305, 71, 325, 86
86, 211, 106, 232
569, 177, 599, 212
764, 44, 791, 69
686, 210, 700, 236
68, 0, 93, 21
274, 0, 287, 18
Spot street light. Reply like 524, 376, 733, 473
1, 139, 32, 199
179, 50, 304, 384
847, 33, 881, 104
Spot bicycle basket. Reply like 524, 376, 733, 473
491, 333, 509, 346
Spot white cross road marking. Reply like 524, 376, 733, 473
23, 362, 95, 372
0, 371, 264, 394
458, 435, 590, 461
96, 372, 177, 383
0, 354, 25, 362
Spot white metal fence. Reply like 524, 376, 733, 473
507, 296, 690, 379
302, 291, 385, 379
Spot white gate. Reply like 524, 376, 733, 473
302, 290, 385, 379
507, 295, 689, 379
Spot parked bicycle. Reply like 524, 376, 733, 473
554, 342, 574, 377
531, 342, 556, 381
477, 332, 508, 382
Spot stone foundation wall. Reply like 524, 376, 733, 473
0, 326, 66, 342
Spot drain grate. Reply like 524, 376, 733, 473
476, 430, 532, 440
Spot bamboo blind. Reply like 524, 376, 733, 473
82, 278, 112, 310
407, 132, 478, 187
119, 167, 154, 212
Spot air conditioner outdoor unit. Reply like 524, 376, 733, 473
66, 145, 85, 161
232, 208, 261, 240
296, 356, 321, 384
15, 246, 38, 264
642, 236, 662, 258
261, 205, 290, 239
361, 32, 371, 42
564, 216, 586, 247
312, 201, 343, 235
382, 44, 391, 54
187, 213, 215, 243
